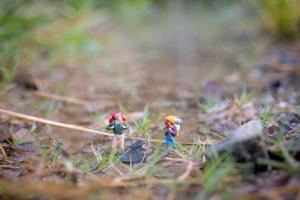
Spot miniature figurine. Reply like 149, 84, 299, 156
164, 115, 182, 149
106, 112, 129, 151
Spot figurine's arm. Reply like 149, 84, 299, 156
122, 122, 129, 129
106, 123, 114, 130
168, 126, 177, 136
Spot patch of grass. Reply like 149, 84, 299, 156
238, 86, 253, 106
108, 149, 119, 163
0, 65, 17, 88
91, 111, 101, 121
266, 138, 298, 171
7, 137, 23, 147
259, 106, 274, 128
143, 144, 165, 177
63, 160, 74, 171
56, 83, 68, 96
253, 0, 300, 40
29, 122, 39, 137
44, 101, 59, 118
197, 153, 237, 200
0, 0, 105, 88
0, 0, 52, 87
97, 0, 153, 25
187, 140, 206, 161
257, 158, 298, 174
199, 98, 215, 113
134, 106, 155, 138
37, 139, 64, 168
257, 135, 299, 174
278, 140, 299, 168
49, 18, 103, 59
98, 154, 111, 171
77, 157, 97, 173
97, 151, 126, 172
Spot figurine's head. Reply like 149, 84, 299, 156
115, 112, 122, 121
165, 115, 175, 127
109, 112, 127, 123
165, 115, 182, 131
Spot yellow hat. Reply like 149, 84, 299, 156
165, 115, 176, 124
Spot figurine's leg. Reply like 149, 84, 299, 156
165, 135, 168, 147
172, 137, 176, 149
120, 134, 125, 150
165, 135, 171, 148
165, 135, 176, 149
112, 135, 118, 152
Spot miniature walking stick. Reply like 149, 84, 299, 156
106, 112, 129, 151
164, 115, 182, 149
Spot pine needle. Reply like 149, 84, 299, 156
33, 91, 89, 106
0, 143, 8, 161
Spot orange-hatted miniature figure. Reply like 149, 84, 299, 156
164, 115, 182, 149
106, 112, 129, 151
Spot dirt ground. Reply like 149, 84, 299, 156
1, 3, 300, 200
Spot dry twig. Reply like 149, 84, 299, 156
177, 160, 193, 181
90, 141, 102, 164
0, 108, 213, 146
33, 91, 89, 106
0, 143, 8, 161
110, 163, 125, 176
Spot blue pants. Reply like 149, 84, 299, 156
165, 135, 176, 149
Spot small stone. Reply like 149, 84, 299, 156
211, 122, 237, 134
206, 120, 266, 173
120, 140, 152, 164
207, 120, 263, 153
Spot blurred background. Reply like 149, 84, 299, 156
1, 0, 300, 136
0, 0, 299, 144
1, 0, 299, 92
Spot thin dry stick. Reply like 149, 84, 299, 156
110, 163, 125, 176
0, 108, 114, 136
177, 160, 193, 181
90, 141, 102, 164
163, 157, 190, 162
0, 164, 19, 169
0, 108, 213, 145
33, 91, 89, 106
0, 143, 8, 161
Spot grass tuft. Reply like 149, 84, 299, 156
260, 106, 273, 128
197, 153, 236, 200
254, 0, 300, 40
135, 106, 156, 139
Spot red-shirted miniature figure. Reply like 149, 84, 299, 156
106, 112, 129, 151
